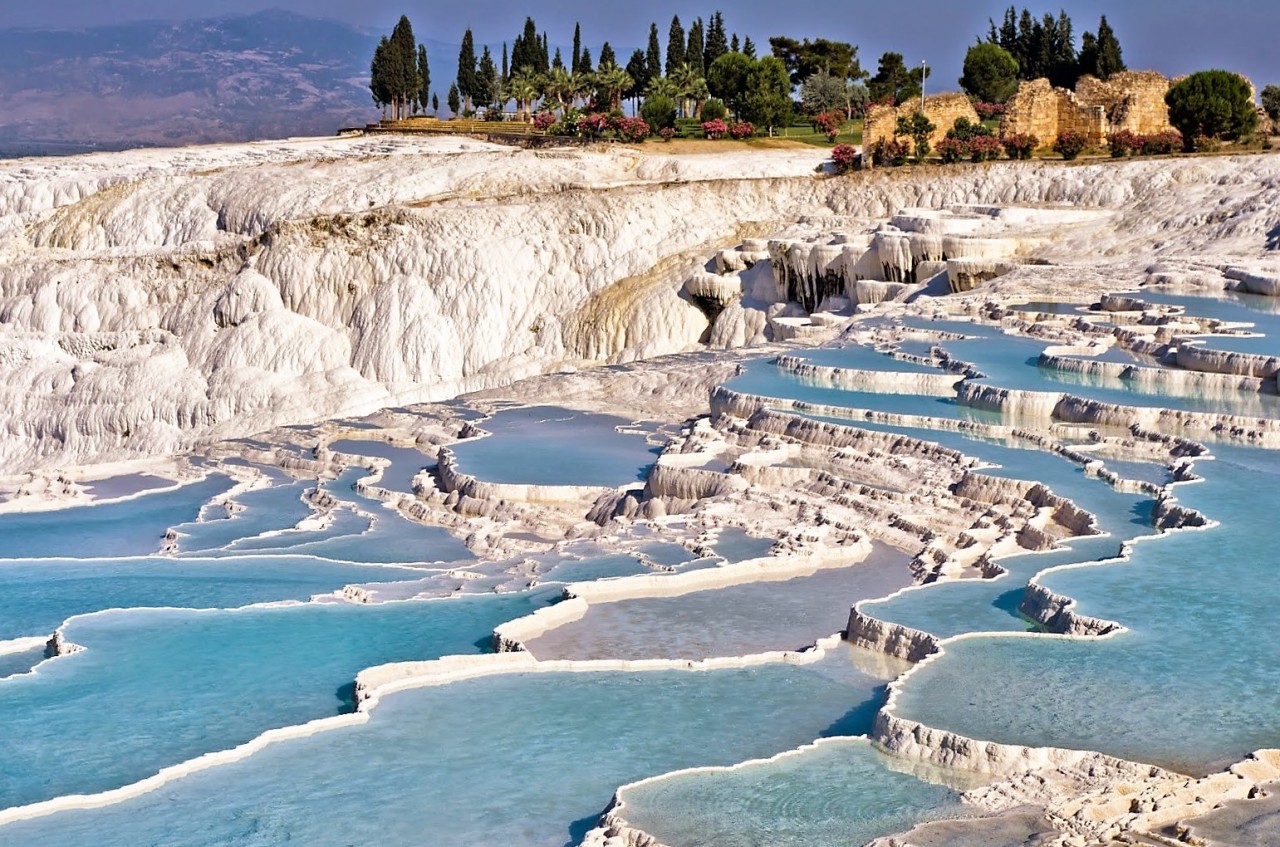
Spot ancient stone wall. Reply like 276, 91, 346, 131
1002, 71, 1176, 149
863, 93, 979, 157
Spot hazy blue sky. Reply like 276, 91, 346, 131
4, 1, 1277, 92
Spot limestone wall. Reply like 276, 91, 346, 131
863, 93, 979, 156
1002, 71, 1175, 149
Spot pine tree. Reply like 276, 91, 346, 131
599, 42, 617, 69
457, 29, 478, 113
646, 23, 663, 83
1094, 16, 1125, 80
686, 18, 705, 76
730, 34, 740, 53
666, 16, 686, 76
742, 37, 756, 59
417, 44, 431, 113
705, 11, 728, 68
572, 23, 582, 74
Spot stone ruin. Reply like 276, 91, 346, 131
1001, 70, 1176, 149
863, 93, 979, 157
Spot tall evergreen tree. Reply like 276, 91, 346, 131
476, 45, 497, 110
417, 44, 431, 113
742, 36, 756, 59
646, 23, 663, 82
502, 43, 509, 81
705, 12, 728, 68
457, 28, 478, 112
432, 92, 439, 114
552, 47, 564, 71
370, 36, 393, 118
625, 48, 648, 107
730, 33, 740, 53
541, 33, 551, 73
447, 83, 460, 116
599, 42, 617, 69
686, 18, 705, 76
1077, 31, 1098, 79
1094, 16, 1125, 79
572, 23, 583, 74
666, 16, 686, 76
386, 15, 418, 119
512, 18, 539, 75
577, 47, 594, 77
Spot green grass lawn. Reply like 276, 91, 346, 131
774, 120, 864, 147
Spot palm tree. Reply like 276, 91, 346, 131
645, 76, 679, 101
509, 68, 541, 121
595, 63, 634, 113
543, 67, 576, 115
669, 63, 703, 119
687, 78, 710, 119
572, 70, 595, 110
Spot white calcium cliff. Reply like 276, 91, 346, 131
3, 138, 1280, 474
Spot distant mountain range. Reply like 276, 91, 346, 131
0, 10, 456, 157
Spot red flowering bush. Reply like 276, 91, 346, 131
532, 111, 556, 131
831, 144, 861, 174
974, 102, 1007, 121
969, 134, 1003, 163
870, 138, 911, 167
728, 121, 755, 139
1141, 130, 1183, 155
1107, 129, 1142, 157
578, 113, 610, 138
701, 118, 729, 140
936, 137, 968, 164
659, 127, 676, 142
813, 111, 843, 141
1000, 133, 1037, 160
1053, 130, 1089, 160
613, 116, 650, 143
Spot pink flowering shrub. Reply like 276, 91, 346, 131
999, 132, 1037, 159
831, 143, 861, 174
532, 111, 556, 131
813, 111, 843, 141
701, 118, 729, 140
728, 121, 755, 139
936, 136, 968, 164
1053, 130, 1089, 160
974, 101, 1007, 121
969, 134, 1003, 162
659, 126, 676, 142
613, 116, 650, 143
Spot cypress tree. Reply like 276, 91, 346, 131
686, 18, 705, 76
370, 36, 392, 118
730, 33, 740, 53
389, 15, 417, 119
552, 47, 564, 71
666, 16, 685, 76
577, 47, 593, 77
447, 83, 460, 116
457, 29, 477, 112
417, 44, 431, 113
1095, 16, 1125, 79
572, 23, 582, 74
540, 33, 550, 72
432, 92, 439, 114
476, 45, 497, 110
599, 42, 617, 69
704, 11, 728, 68
1078, 31, 1098, 79
646, 23, 663, 82
742, 36, 756, 59
502, 43, 509, 81
626, 48, 648, 104
512, 18, 539, 74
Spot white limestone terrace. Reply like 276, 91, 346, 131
1, 135, 1277, 485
